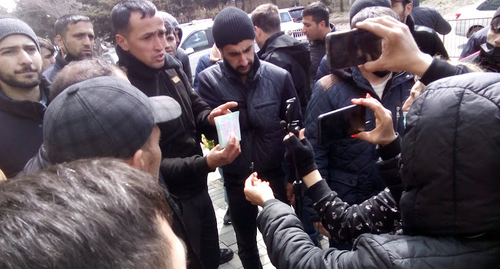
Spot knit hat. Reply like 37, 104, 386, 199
44, 76, 181, 164
491, 7, 500, 30
212, 7, 255, 49
349, 0, 391, 23
0, 17, 39, 50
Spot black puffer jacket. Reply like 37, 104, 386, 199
197, 57, 300, 183
411, 6, 451, 35
408, 15, 449, 59
258, 32, 311, 114
257, 73, 500, 268
400, 72, 500, 238
0, 78, 50, 178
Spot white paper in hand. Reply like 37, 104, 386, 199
214, 111, 241, 148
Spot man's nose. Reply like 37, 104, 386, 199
19, 50, 33, 65
154, 36, 166, 51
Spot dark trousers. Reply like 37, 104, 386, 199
225, 174, 287, 269
176, 189, 220, 269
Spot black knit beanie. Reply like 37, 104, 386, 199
349, 0, 392, 23
212, 7, 255, 49
0, 18, 39, 51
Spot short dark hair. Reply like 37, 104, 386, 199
251, 4, 281, 34
0, 158, 173, 269
37, 36, 55, 54
50, 58, 124, 100
350, 6, 400, 28
111, 0, 157, 34
55, 14, 92, 37
303, 2, 330, 26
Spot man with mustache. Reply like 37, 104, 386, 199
43, 14, 95, 82
0, 17, 51, 178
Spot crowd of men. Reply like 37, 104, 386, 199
0, 0, 499, 268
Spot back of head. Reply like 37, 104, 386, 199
251, 4, 281, 35
349, 0, 391, 23
111, 0, 157, 34
400, 72, 500, 237
350, 6, 400, 29
303, 2, 330, 26
0, 158, 172, 269
212, 6, 255, 49
44, 76, 180, 164
55, 14, 91, 37
50, 58, 124, 100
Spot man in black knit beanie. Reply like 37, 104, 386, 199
197, 6, 302, 269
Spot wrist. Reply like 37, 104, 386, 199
302, 169, 322, 188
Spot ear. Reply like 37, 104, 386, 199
116, 34, 129, 51
54, 35, 64, 50
404, 3, 413, 17
127, 149, 145, 170
319, 20, 327, 28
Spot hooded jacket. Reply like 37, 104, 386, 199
0, 77, 50, 178
258, 31, 311, 114
257, 72, 500, 268
411, 6, 451, 35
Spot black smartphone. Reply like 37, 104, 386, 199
318, 104, 366, 146
326, 28, 382, 70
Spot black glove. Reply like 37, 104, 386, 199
284, 135, 317, 179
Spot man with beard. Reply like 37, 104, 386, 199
0, 17, 51, 178
197, 7, 301, 269
43, 14, 94, 82
461, 7, 500, 72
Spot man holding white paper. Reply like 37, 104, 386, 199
197, 7, 302, 269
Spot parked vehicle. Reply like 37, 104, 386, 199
455, 0, 500, 37
279, 6, 307, 41
179, 19, 215, 79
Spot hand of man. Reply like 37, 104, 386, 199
208, 101, 238, 125
244, 172, 275, 206
206, 133, 241, 170
356, 16, 433, 77
351, 94, 397, 146
286, 182, 294, 205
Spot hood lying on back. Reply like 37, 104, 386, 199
400, 72, 500, 238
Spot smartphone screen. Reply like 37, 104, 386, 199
318, 104, 366, 146
326, 29, 382, 70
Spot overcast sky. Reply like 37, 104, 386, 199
0, 0, 16, 12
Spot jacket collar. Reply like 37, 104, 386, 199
350, 67, 413, 98
257, 31, 285, 58
0, 76, 51, 120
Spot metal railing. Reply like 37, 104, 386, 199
441, 17, 492, 59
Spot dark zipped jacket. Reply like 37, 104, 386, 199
411, 6, 452, 35
0, 78, 50, 178
197, 57, 301, 184
408, 14, 449, 59
258, 31, 311, 114
42, 53, 69, 82
305, 67, 413, 205
117, 46, 215, 199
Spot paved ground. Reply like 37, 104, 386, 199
207, 170, 329, 269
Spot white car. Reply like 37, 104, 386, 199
279, 6, 307, 41
179, 19, 215, 79
455, 0, 500, 37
